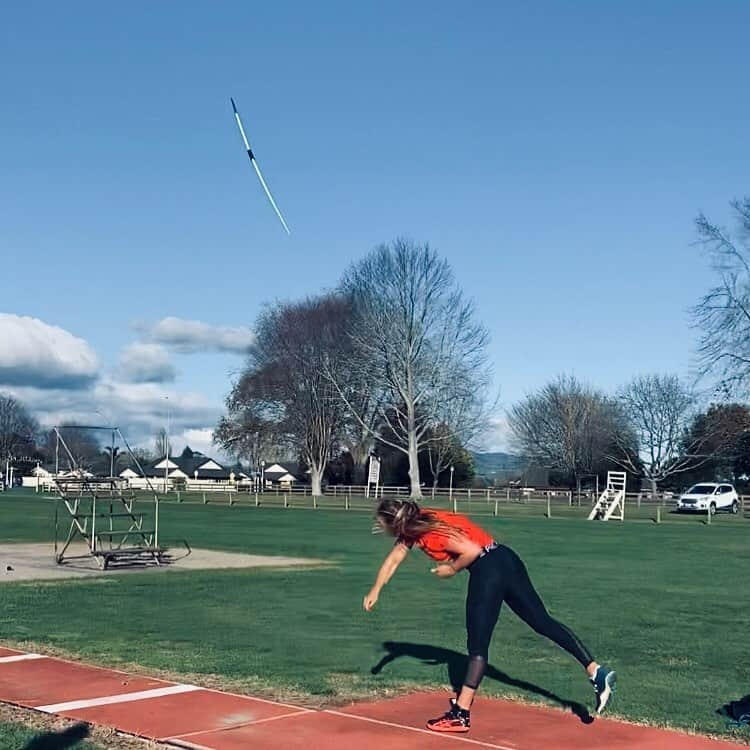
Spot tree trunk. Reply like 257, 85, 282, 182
650, 477, 658, 501
310, 464, 324, 497
407, 420, 422, 498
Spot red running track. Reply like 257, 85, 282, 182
0, 647, 744, 749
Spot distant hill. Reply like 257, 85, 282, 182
472, 451, 525, 478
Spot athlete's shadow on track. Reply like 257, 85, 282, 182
22, 723, 90, 750
371, 641, 594, 724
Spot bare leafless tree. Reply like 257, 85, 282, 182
614, 374, 713, 496
42, 425, 101, 471
128, 446, 154, 468
0, 393, 38, 466
692, 198, 750, 396
508, 375, 622, 494
222, 295, 350, 496
154, 428, 171, 460
214, 406, 281, 475
425, 382, 492, 488
338, 387, 381, 485
333, 239, 491, 498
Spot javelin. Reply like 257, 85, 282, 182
230, 97, 291, 235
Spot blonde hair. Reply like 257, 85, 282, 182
375, 498, 450, 544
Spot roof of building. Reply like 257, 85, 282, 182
263, 463, 301, 482
140, 453, 231, 480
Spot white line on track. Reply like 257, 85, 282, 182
4, 649, 519, 748
37, 684, 201, 713
0, 654, 47, 664
324, 709, 518, 750
164, 739, 216, 750
161, 739, 216, 750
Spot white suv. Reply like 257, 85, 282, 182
676, 483, 740, 515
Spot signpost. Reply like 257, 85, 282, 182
366, 455, 381, 499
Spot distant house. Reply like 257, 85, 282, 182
120, 452, 232, 488
263, 463, 300, 489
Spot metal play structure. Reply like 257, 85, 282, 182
52, 425, 167, 569
588, 471, 627, 521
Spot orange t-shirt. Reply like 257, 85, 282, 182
401, 509, 495, 562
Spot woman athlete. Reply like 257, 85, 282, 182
363, 498, 616, 733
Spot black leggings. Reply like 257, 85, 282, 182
462, 544, 593, 689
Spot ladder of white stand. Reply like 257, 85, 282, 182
588, 471, 627, 521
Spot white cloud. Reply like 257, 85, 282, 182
119, 343, 176, 383
137, 317, 255, 354
171, 428, 217, 458
92, 380, 221, 438
478, 416, 514, 453
0, 313, 99, 389
5, 379, 222, 452
0, 315, 229, 457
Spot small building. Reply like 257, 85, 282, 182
120, 452, 232, 489
263, 463, 300, 490
22, 464, 55, 489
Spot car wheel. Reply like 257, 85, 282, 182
710, 502, 717, 515
731, 500, 739, 514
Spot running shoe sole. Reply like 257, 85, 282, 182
596, 669, 617, 713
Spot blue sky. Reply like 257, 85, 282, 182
1, 1, 748, 453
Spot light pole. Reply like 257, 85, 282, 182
260, 459, 266, 492
450, 466, 456, 512
94, 409, 115, 479
164, 396, 170, 494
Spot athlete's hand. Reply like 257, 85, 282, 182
431, 564, 456, 579
363, 589, 379, 611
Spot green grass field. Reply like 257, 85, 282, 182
0, 719, 100, 750
1, 488, 749, 744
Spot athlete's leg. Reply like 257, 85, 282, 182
456, 554, 505, 709
502, 546, 595, 669
429, 556, 505, 731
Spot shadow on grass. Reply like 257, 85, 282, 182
717, 694, 750, 728
22, 723, 90, 750
371, 641, 593, 724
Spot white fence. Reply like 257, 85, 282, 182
18, 477, 750, 514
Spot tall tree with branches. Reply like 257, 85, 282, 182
509, 375, 623, 494
221, 294, 350, 496
679, 403, 750, 486
425, 381, 490, 489
614, 374, 717, 496
154, 429, 171, 460
214, 406, 281, 477
333, 239, 491, 498
0, 393, 38, 470
692, 198, 750, 396
43, 425, 101, 471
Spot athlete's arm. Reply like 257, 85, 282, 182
363, 543, 410, 611
431, 534, 484, 577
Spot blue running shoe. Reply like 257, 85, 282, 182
592, 666, 617, 713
